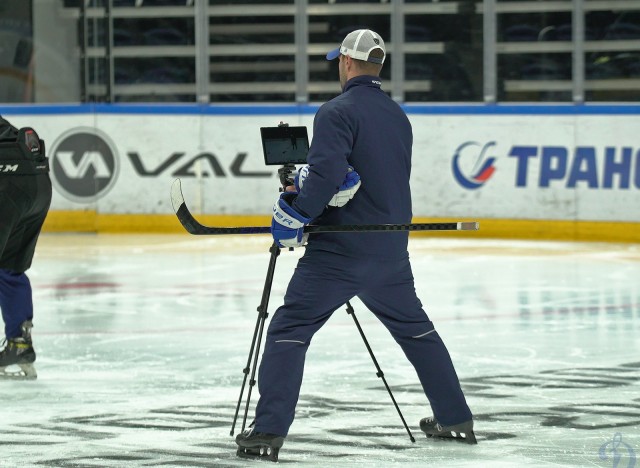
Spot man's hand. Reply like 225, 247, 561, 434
295, 165, 362, 207
271, 193, 311, 248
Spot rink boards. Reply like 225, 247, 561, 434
1, 104, 639, 242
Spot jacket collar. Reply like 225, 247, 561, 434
343, 75, 383, 93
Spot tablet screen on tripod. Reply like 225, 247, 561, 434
261, 126, 309, 165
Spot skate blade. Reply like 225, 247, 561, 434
236, 446, 280, 462
426, 430, 477, 445
0, 363, 37, 381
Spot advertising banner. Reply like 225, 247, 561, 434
4, 109, 639, 222
412, 114, 640, 221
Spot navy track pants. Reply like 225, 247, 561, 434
0, 269, 33, 339
253, 248, 472, 436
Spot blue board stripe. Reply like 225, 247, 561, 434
1, 103, 639, 116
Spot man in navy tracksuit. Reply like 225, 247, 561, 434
236, 29, 475, 460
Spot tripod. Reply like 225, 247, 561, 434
230, 243, 415, 443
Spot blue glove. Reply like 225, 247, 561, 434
293, 165, 309, 192
271, 192, 311, 248
295, 165, 361, 207
330, 166, 361, 207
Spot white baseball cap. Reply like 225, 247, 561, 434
326, 29, 386, 64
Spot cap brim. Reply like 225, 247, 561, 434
326, 47, 341, 61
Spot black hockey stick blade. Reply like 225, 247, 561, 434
172, 179, 273, 235
171, 179, 479, 236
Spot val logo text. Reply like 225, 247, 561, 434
127, 152, 271, 178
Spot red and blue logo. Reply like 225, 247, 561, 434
452, 141, 497, 189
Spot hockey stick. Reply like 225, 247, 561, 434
171, 179, 479, 235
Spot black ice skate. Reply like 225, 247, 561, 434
235, 426, 285, 462
420, 416, 477, 444
0, 321, 37, 380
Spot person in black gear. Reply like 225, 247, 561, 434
236, 29, 475, 462
0, 116, 52, 380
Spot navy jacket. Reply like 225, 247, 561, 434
293, 75, 414, 260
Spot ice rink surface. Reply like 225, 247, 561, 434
1, 233, 638, 467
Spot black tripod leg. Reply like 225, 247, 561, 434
345, 301, 416, 443
230, 242, 281, 436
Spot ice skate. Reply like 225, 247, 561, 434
420, 416, 477, 444
235, 426, 285, 462
0, 321, 37, 380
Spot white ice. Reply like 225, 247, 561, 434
1, 234, 639, 467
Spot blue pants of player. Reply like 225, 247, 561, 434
0, 270, 33, 339
253, 248, 472, 437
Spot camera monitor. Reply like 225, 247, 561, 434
261, 126, 309, 166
